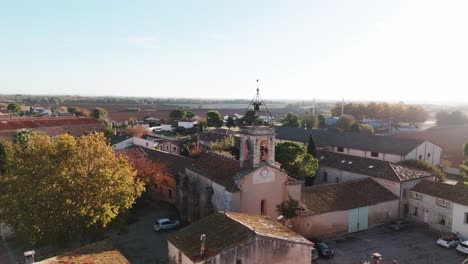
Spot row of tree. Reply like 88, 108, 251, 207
435, 111, 468, 126
331, 102, 429, 124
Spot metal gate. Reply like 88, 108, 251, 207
348, 206, 369, 233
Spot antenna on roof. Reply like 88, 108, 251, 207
200, 234, 206, 258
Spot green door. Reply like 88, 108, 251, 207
358, 206, 368, 231
348, 208, 359, 233
348, 207, 369, 233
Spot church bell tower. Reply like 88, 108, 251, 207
239, 80, 276, 168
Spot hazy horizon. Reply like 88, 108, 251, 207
1, 1, 467, 103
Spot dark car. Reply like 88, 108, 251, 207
389, 219, 413, 231
311, 239, 334, 258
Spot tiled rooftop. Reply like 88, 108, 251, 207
411, 180, 468, 207
301, 178, 399, 214
276, 127, 426, 155
168, 211, 311, 261
37, 240, 129, 264
317, 151, 435, 182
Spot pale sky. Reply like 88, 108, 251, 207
0, 1, 467, 103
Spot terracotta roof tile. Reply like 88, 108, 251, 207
37, 240, 129, 264
411, 180, 468, 207
276, 127, 425, 155
393, 125, 468, 167
167, 211, 311, 261
301, 178, 399, 214
317, 151, 435, 182
187, 152, 248, 191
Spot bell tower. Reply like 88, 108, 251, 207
239, 80, 275, 168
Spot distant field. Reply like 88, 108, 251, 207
164, 103, 288, 109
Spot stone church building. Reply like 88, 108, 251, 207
176, 126, 301, 222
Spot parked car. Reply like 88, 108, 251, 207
389, 219, 413, 231
456, 241, 468, 254
154, 218, 180, 231
310, 239, 334, 258
437, 233, 462, 248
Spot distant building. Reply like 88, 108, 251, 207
324, 116, 339, 126
110, 134, 159, 150
275, 127, 442, 166
167, 211, 313, 264
178, 119, 198, 129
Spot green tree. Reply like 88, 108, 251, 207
307, 134, 317, 158
7, 103, 21, 113
336, 114, 356, 132
226, 117, 236, 129
302, 113, 319, 129
350, 122, 362, 133
128, 118, 137, 126
275, 141, 318, 180
276, 198, 300, 220
461, 142, 468, 182
282, 113, 302, 127
92, 107, 108, 119
169, 109, 186, 120
185, 111, 196, 119
360, 124, 374, 135
0, 133, 144, 244
14, 129, 34, 146
206, 110, 223, 128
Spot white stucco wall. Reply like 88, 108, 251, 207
329, 147, 402, 163
112, 137, 134, 149
133, 137, 157, 149
404, 141, 442, 166
452, 203, 468, 239
408, 191, 452, 233
178, 121, 197, 129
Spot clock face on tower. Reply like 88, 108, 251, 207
253, 168, 274, 184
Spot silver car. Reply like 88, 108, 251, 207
154, 218, 180, 231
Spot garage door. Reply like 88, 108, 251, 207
348, 206, 368, 233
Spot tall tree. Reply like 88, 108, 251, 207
336, 114, 356, 132
92, 107, 108, 119
461, 141, 468, 182
275, 141, 318, 180
169, 109, 186, 120
206, 110, 223, 128
282, 113, 302, 127
302, 113, 319, 129
226, 117, 236, 129
307, 134, 317, 158
185, 111, 196, 119
7, 103, 21, 113
0, 133, 144, 244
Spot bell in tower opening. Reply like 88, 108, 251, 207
238, 80, 276, 168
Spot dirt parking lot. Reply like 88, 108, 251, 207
315, 225, 467, 264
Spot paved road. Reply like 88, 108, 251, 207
315, 225, 466, 264
108, 202, 180, 264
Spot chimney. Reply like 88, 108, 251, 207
200, 234, 207, 258
24, 250, 35, 264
